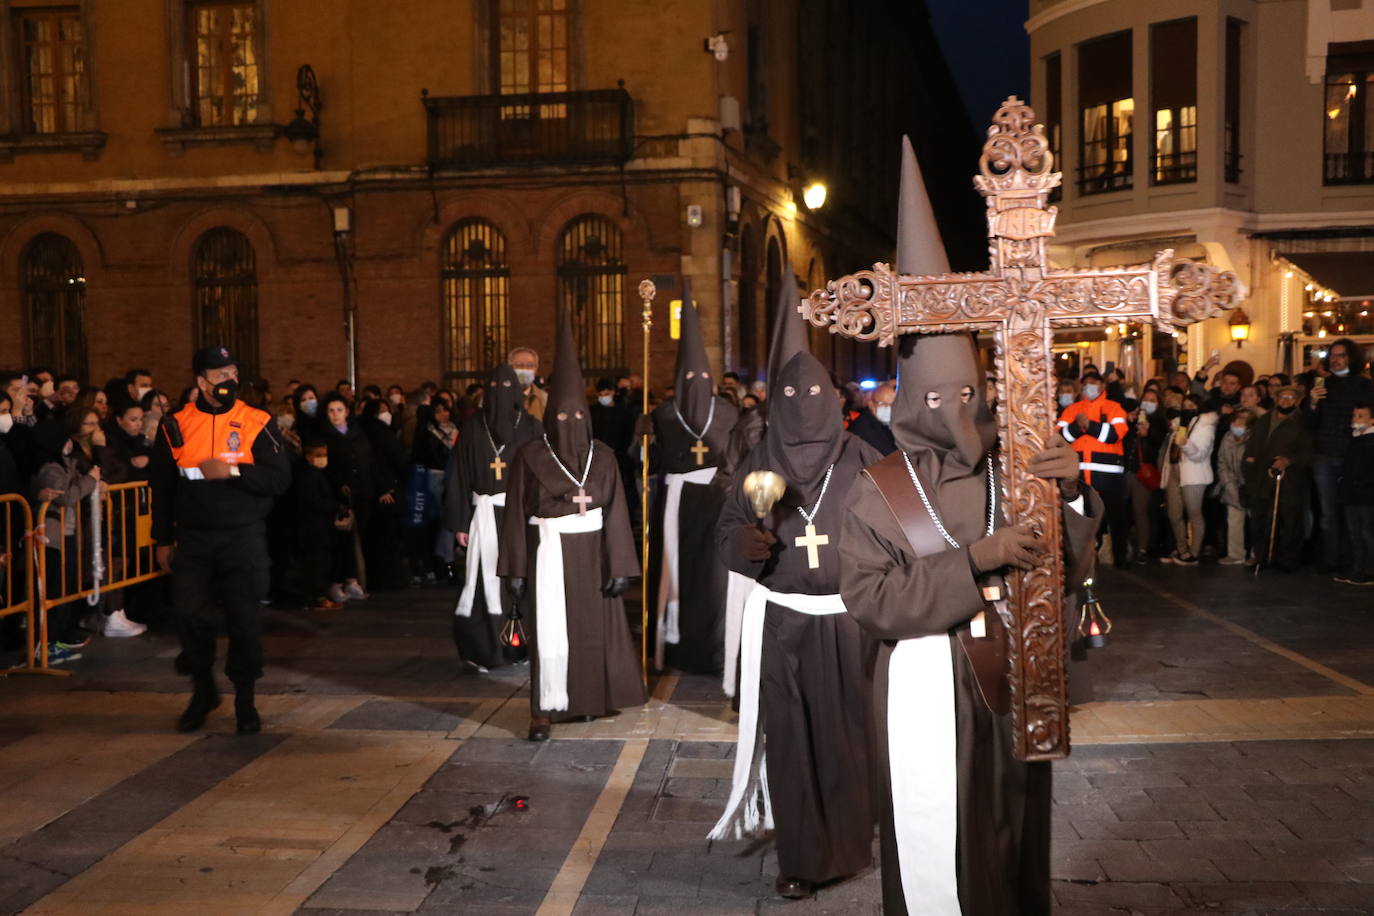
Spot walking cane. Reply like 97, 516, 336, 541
637, 280, 656, 687
1255, 465, 1285, 578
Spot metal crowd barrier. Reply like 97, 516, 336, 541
3, 482, 165, 676
0, 493, 38, 674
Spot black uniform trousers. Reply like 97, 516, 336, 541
172, 522, 269, 684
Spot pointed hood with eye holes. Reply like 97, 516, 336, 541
765, 266, 809, 407
673, 282, 715, 431
543, 310, 593, 473
483, 364, 524, 446
893, 333, 997, 482
763, 351, 845, 505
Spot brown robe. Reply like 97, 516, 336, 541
648, 394, 737, 672
840, 461, 1100, 915
498, 438, 646, 719
444, 410, 537, 668
717, 433, 880, 883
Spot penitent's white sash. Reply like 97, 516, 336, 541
708, 586, 846, 842
721, 571, 760, 698
529, 507, 604, 712
455, 491, 506, 618
655, 466, 717, 668
889, 635, 960, 914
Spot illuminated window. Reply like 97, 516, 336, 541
15, 8, 88, 134
22, 233, 86, 378
192, 228, 258, 377
1044, 52, 1062, 201
188, 1, 260, 126
1078, 31, 1133, 195
1150, 18, 1197, 185
442, 219, 510, 378
557, 215, 625, 371
494, 0, 568, 119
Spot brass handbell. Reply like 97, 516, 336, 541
742, 470, 787, 520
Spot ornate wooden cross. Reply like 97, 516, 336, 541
801, 97, 1245, 762
689, 439, 710, 466
489, 454, 507, 481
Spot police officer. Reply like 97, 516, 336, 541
150, 346, 291, 733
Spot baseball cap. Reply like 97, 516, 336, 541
192, 346, 236, 376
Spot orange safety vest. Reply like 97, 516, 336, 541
166, 399, 271, 478
1057, 393, 1128, 485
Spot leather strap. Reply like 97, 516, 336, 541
864, 450, 1010, 715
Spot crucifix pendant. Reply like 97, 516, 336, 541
572, 487, 593, 516
489, 454, 506, 481
689, 439, 710, 466
794, 523, 829, 569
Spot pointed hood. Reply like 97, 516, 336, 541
893, 333, 996, 480
766, 266, 809, 400
896, 135, 951, 275
543, 311, 593, 472
673, 281, 715, 431
763, 351, 844, 505
483, 364, 524, 446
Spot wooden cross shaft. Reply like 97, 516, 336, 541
801, 97, 1245, 762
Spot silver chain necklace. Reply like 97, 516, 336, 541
901, 452, 996, 549
673, 394, 716, 441
796, 464, 836, 525
482, 412, 521, 459
542, 434, 595, 488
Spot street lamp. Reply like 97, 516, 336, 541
803, 181, 828, 210
284, 64, 323, 165
1229, 307, 1251, 347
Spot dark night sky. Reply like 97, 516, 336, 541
924, 0, 1030, 128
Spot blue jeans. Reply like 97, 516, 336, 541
1313, 454, 1345, 569
1344, 504, 1374, 575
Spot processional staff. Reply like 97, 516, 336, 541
637, 278, 656, 686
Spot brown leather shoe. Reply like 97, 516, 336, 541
774, 877, 813, 899
527, 718, 552, 742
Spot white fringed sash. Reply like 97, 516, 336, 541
654, 466, 717, 667
455, 491, 505, 617
529, 507, 603, 711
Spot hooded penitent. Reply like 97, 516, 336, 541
892, 333, 997, 483
766, 268, 810, 404
544, 311, 592, 472
674, 282, 715, 432
484, 364, 524, 446
764, 351, 844, 505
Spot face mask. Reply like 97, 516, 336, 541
597, 395, 614, 407
1231, 426, 1246, 438
1141, 401, 1158, 415
515, 369, 536, 388
309, 457, 328, 470
1334, 368, 1351, 377
1276, 404, 1296, 415
277, 413, 295, 431
300, 399, 318, 417
210, 378, 239, 405
1354, 422, 1369, 433
1180, 409, 1198, 423
377, 412, 392, 426
1082, 384, 1101, 401
1058, 393, 1074, 408
0, 414, 11, 435
135, 386, 151, 402
388, 393, 404, 406
874, 404, 892, 425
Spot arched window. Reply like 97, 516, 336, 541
192, 227, 258, 378
22, 233, 86, 379
764, 235, 783, 341
737, 226, 760, 374
557, 214, 626, 371
442, 218, 510, 378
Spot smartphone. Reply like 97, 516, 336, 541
1210, 348, 1220, 361
1315, 376, 1326, 389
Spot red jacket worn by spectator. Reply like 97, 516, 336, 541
1058, 391, 1128, 487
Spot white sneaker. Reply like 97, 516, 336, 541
343, 581, 368, 600
326, 583, 349, 603
102, 610, 147, 638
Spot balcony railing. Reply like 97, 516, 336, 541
1152, 151, 1197, 186
424, 88, 634, 170
1324, 151, 1374, 186
1077, 162, 1133, 196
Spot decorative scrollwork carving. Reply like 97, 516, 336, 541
975, 96, 1062, 194
800, 264, 897, 346
1168, 259, 1245, 323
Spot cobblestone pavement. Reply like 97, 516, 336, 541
1, 564, 1372, 914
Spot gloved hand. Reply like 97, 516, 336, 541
506, 577, 527, 601
968, 522, 1045, 573
1028, 439, 1081, 500
601, 577, 628, 598
738, 526, 778, 562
